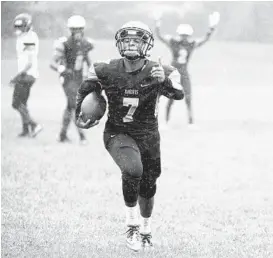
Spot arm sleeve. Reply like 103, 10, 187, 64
50, 37, 66, 70
194, 27, 215, 48
155, 26, 171, 47
159, 66, 184, 100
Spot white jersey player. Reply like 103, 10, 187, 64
10, 13, 42, 137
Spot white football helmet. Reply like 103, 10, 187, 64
67, 15, 86, 29
176, 24, 194, 36
13, 13, 32, 36
115, 21, 154, 59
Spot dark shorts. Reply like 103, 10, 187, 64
103, 130, 161, 180
12, 74, 35, 108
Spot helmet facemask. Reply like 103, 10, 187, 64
115, 28, 154, 60
70, 27, 84, 41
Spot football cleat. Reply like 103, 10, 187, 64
30, 124, 43, 138
17, 131, 30, 137
140, 233, 154, 250
125, 225, 141, 252
57, 134, 71, 143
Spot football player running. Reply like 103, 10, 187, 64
10, 13, 42, 137
75, 21, 184, 251
155, 11, 220, 125
50, 15, 94, 143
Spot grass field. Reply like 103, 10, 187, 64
1, 39, 273, 258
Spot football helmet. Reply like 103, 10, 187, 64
13, 13, 32, 36
115, 21, 154, 60
67, 15, 86, 40
67, 15, 86, 29
176, 24, 194, 36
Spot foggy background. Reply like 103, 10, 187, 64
2, 1, 273, 42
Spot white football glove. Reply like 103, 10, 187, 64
57, 65, 66, 74
209, 11, 220, 28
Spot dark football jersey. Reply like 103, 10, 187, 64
169, 38, 195, 69
56, 36, 94, 80
91, 58, 183, 136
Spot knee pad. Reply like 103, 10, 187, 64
121, 147, 143, 178
122, 173, 141, 204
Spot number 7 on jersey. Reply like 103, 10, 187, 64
123, 97, 139, 122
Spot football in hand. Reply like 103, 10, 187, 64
81, 92, 107, 123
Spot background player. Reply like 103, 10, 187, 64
10, 13, 42, 137
75, 21, 184, 251
155, 11, 220, 124
50, 15, 95, 143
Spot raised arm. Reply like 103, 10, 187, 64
195, 11, 220, 48
154, 19, 171, 47
194, 27, 216, 48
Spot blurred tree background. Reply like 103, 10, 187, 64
1, 1, 273, 43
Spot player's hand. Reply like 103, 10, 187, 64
209, 11, 220, 28
9, 72, 26, 86
76, 112, 99, 129
59, 67, 73, 78
151, 57, 165, 83
9, 77, 16, 87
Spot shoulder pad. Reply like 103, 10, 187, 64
54, 37, 67, 51
93, 59, 118, 80
172, 36, 181, 42
58, 36, 68, 43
